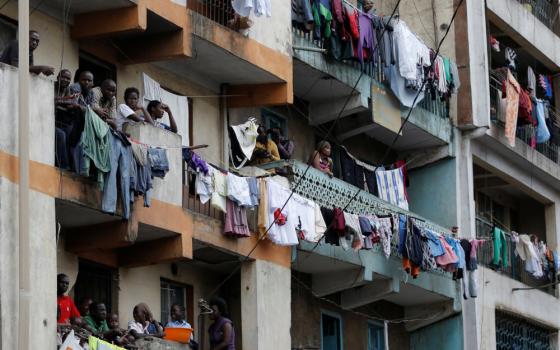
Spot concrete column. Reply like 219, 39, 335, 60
241, 260, 291, 350
544, 203, 560, 250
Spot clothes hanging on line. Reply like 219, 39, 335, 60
376, 167, 409, 210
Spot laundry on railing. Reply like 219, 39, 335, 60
293, 0, 459, 110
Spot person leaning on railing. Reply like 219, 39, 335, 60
0, 30, 54, 76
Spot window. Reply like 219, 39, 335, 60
74, 260, 119, 314
160, 279, 194, 326
78, 51, 117, 87
0, 16, 17, 54
262, 109, 287, 137
321, 312, 343, 350
368, 322, 384, 350
495, 311, 554, 350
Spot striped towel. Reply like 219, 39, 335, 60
376, 168, 409, 210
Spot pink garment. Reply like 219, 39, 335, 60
503, 70, 521, 147
470, 239, 485, 259
224, 199, 251, 237
435, 237, 459, 267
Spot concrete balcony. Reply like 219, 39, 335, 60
475, 217, 557, 297
266, 160, 461, 330
292, 28, 452, 152
486, 72, 560, 191
486, 0, 560, 70
62, 0, 292, 107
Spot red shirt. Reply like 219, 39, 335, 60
57, 295, 80, 324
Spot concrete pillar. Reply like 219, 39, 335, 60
241, 260, 291, 350
544, 203, 560, 250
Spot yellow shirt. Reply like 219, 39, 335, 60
252, 139, 281, 165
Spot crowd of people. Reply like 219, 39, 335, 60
53, 69, 178, 171
0, 30, 179, 172
57, 274, 236, 349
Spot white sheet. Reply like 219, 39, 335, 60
142, 73, 190, 146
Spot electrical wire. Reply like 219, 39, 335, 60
410, 0, 436, 46
205, 0, 404, 299
300, 0, 465, 262
0, 0, 10, 11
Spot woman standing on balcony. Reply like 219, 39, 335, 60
208, 297, 235, 350
309, 141, 334, 177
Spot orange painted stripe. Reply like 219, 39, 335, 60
0, 150, 290, 267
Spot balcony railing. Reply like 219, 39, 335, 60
182, 162, 224, 221
188, 0, 235, 28
475, 217, 556, 296
515, 0, 560, 33
292, 15, 450, 119
489, 72, 560, 165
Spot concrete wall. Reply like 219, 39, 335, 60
486, 0, 560, 70
291, 276, 410, 350
408, 158, 458, 229
410, 315, 463, 350
245, 0, 292, 57
241, 260, 291, 350
0, 66, 57, 349
0, 2, 80, 74
476, 267, 560, 349
118, 262, 221, 337
117, 63, 223, 166
126, 123, 183, 206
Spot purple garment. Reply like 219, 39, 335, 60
182, 148, 209, 175
209, 317, 236, 350
357, 13, 376, 64
224, 199, 251, 237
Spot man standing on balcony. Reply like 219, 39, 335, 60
57, 273, 81, 325
91, 79, 118, 130
0, 30, 54, 76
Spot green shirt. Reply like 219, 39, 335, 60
84, 315, 110, 334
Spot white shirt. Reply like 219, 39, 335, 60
232, 0, 271, 17
266, 178, 314, 246
394, 21, 430, 81
196, 169, 213, 204
211, 168, 227, 213
128, 320, 149, 334
226, 173, 252, 207
117, 103, 140, 131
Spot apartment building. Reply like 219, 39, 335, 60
4, 0, 557, 349
455, 0, 560, 349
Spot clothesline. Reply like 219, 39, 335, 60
341, 0, 438, 60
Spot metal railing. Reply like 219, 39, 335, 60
182, 163, 224, 221
515, 0, 560, 33
489, 72, 560, 164
188, 0, 235, 28
475, 217, 556, 296
292, 25, 450, 119
496, 311, 556, 350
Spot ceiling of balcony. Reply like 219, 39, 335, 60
155, 36, 284, 92
293, 59, 358, 102
56, 199, 122, 228
31, 0, 137, 23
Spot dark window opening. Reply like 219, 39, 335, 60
74, 260, 119, 315
78, 51, 117, 87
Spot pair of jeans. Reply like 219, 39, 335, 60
55, 126, 70, 169
148, 147, 169, 178
102, 133, 132, 219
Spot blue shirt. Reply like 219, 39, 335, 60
425, 230, 445, 257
